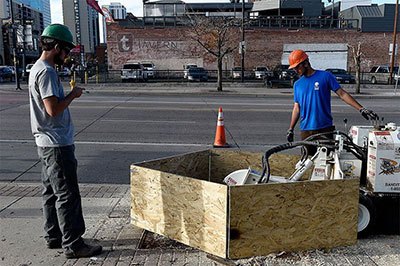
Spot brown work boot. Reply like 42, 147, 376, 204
65, 243, 102, 259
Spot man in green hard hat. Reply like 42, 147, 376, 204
28, 24, 102, 259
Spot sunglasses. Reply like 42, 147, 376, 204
294, 62, 305, 70
62, 47, 71, 55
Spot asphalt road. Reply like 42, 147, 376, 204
0, 85, 399, 184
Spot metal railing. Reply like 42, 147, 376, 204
60, 69, 391, 85
132, 16, 359, 30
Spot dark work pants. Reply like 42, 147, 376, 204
300, 126, 335, 156
37, 145, 85, 250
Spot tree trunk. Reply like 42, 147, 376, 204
355, 69, 361, 94
217, 57, 223, 91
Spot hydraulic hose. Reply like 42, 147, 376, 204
259, 131, 367, 184
259, 140, 336, 183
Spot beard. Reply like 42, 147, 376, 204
54, 51, 65, 66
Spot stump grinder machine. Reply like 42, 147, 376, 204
224, 121, 400, 237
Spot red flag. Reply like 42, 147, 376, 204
86, 0, 104, 16
102, 7, 115, 22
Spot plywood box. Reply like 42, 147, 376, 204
130, 149, 359, 259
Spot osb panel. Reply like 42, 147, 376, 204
210, 150, 306, 182
228, 179, 359, 259
130, 165, 228, 258
138, 150, 211, 181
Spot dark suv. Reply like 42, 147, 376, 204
0, 66, 14, 82
277, 64, 297, 80
187, 67, 208, 81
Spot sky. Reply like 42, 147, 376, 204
50, 0, 397, 24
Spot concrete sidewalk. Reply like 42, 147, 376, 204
0, 182, 220, 265
1, 182, 399, 266
0, 82, 399, 265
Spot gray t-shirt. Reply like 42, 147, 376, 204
29, 60, 74, 147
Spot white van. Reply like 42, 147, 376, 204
121, 62, 147, 82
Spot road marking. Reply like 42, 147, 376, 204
77, 99, 292, 106
100, 119, 197, 124
0, 139, 207, 147
0, 139, 277, 149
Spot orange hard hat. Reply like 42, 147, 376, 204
288, 50, 309, 69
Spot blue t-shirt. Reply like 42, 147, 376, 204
293, 70, 341, 131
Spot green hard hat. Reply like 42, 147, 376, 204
41, 24, 75, 48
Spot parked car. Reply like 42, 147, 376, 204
0, 66, 14, 82
366, 65, 399, 84
141, 62, 155, 78
24, 63, 34, 80
231, 66, 253, 79
183, 64, 198, 79
254, 66, 273, 79
58, 67, 71, 78
7, 66, 23, 77
325, 68, 355, 84
277, 64, 297, 80
121, 62, 147, 82
187, 67, 208, 81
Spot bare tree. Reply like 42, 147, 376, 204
186, 15, 240, 91
348, 42, 362, 94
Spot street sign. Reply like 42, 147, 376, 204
389, 44, 398, 56
239, 41, 246, 54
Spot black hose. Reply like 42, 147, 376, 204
259, 140, 336, 183
259, 131, 367, 184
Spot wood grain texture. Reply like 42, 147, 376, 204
131, 163, 228, 258
130, 149, 359, 259
228, 179, 359, 259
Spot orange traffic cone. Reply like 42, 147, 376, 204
213, 107, 229, 148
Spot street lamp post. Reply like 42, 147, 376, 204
389, 0, 399, 85
241, 0, 245, 83
8, 0, 22, 90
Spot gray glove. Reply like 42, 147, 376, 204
287, 129, 294, 142
360, 108, 378, 120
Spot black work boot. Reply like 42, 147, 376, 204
46, 239, 62, 249
65, 243, 102, 259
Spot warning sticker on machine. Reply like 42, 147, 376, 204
375, 132, 394, 150
379, 158, 400, 175
313, 168, 325, 178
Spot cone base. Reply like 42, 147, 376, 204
213, 143, 230, 148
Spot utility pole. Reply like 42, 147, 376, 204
241, 0, 245, 83
389, 0, 399, 85
327, 0, 335, 28
8, 0, 22, 90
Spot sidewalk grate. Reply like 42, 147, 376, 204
0, 183, 129, 198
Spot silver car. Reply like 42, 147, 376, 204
254, 66, 272, 79
142, 62, 155, 78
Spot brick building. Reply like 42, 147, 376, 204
106, 21, 394, 73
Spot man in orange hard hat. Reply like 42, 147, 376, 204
286, 49, 377, 154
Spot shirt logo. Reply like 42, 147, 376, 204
314, 82, 319, 90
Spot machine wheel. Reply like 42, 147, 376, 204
358, 193, 376, 238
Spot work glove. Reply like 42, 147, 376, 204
287, 129, 294, 142
360, 108, 378, 120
